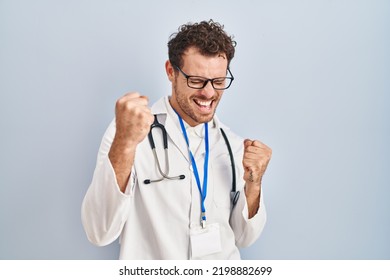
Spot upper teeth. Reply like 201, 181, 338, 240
196, 100, 211, 106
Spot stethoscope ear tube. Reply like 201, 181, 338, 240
144, 115, 185, 184
144, 174, 185, 185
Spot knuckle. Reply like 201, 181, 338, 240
124, 102, 135, 113
115, 97, 126, 108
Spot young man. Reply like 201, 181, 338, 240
82, 20, 272, 259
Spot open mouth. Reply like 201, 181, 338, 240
194, 99, 213, 112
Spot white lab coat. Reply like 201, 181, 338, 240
81, 96, 266, 259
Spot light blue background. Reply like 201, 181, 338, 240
0, 0, 389, 259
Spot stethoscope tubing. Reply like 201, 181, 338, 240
144, 148, 185, 184
144, 114, 240, 208
144, 115, 186, 184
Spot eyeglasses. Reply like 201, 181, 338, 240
174, 65, 234, 90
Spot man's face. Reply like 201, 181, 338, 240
167, 47, 229, 127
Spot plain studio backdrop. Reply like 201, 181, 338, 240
0, 0, 389, 259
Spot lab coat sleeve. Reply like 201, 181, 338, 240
81, 119, 133, 246
226, 129, 267, 248
230, 190, 267, 247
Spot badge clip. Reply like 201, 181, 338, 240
201, 212, 206, 229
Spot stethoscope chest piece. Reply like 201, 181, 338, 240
231, 191, 240, 208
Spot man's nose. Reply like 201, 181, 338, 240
200, 80, 215, 98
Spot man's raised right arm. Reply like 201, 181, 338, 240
81, 92, 153, 245
108, 92, 154, 193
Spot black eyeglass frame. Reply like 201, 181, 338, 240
173, 65, 234, 90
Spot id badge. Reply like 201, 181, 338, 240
190, 223, 222, 258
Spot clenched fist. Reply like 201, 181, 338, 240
109, 92, 154, 192
242, 139, 272, 185
114, 92, 154, 147
242, 139, 272, 218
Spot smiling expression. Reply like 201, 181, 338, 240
166, 47, 229, 127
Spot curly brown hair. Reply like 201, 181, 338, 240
168, 20, 236, 69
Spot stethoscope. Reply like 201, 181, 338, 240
144, 115, 240, 208
143, 115, 186, 184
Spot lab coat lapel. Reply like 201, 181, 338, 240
209, 115, 224, 154
194, 117, 224, 160
164, 115, 191, 163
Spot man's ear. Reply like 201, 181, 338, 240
165, 60, 175, 82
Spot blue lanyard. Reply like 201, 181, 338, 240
176, 114, 209, 228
